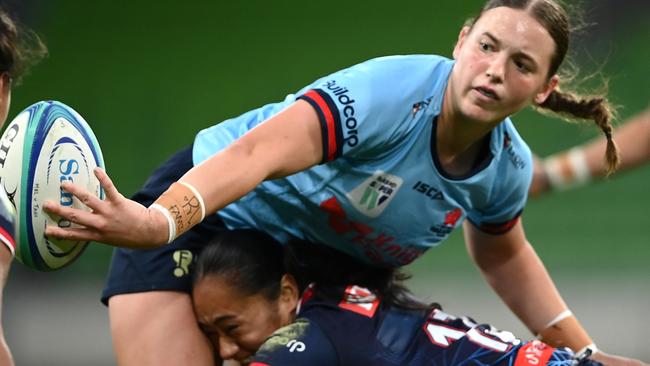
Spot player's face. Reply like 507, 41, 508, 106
0, 73, 12, 127
449, 7, 559, 124
192, 275, 297, 363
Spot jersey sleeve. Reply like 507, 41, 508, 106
296, 55, 452, 163
467, 125, 533, 235
250, 318, 338, 366
0, 191, 16, 256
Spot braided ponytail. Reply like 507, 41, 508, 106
537, 89, 619, 174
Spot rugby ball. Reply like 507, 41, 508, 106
0, 101, 104, 271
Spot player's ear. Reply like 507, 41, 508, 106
278, 274, 299, 321
453, 26, 471, 59
534, 74, 559, 105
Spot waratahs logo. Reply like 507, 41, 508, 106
429, 208, 464, 238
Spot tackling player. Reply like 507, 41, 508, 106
192, 229, 604, 366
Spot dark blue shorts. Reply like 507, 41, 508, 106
101, 146, 226, 305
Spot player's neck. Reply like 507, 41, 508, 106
436, 91, 494, 176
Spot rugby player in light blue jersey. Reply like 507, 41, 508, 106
44, 1, 644, 366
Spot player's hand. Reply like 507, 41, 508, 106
43, 168, 169, 248
591, 351, 649, 366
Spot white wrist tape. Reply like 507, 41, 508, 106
567, 148, 592, 184
150, 181, 206, 244
177, 181, 206, 222
543, 309, 573, 330
149, 203, 177, 245
575, 343, 599, 359
544, 148, 591, 191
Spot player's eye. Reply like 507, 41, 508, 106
225, 324, 240, 335
513, 59, 533, 74
479, 40, 494, 52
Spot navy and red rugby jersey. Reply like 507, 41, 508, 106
0, 189, 16, 256
250, 285, 599, 366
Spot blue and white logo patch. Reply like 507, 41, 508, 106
346, 171, 403, 218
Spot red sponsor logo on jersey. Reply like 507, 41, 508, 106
514, 341, 554, 366
320, 196, 425, 265
338, 285, 379, 318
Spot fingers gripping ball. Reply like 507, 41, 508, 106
0, 101, 105, 271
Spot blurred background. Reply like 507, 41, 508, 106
1, 0, 648, 364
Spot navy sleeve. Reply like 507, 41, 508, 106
250, 318, 338, 366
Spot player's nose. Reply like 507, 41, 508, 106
218, 336, 240, 360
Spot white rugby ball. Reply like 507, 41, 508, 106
0, 101, 104, 271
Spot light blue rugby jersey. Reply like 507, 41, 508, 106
0, 189, 16, 255
193, 55, 533, 266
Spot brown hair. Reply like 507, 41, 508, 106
472, 0, 618, 174
0, 7, 47, 85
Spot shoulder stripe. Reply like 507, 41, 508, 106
470, 211, 522, 235
0, 225, 15, 256
298, 89, 343, 163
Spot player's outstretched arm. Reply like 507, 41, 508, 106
43, 100, 323, 248
463, 220, 648, 366
530, 106, 650, 196
591, 352, 649, 366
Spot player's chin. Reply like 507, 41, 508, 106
461, 105, 502, 124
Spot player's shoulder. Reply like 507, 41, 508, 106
253, 318, 339, 365
493, 117, 533, 173
485, 118, 534, 202
257, 318, 313, 352
361, 54, 452, 68
351, 54, 453, 81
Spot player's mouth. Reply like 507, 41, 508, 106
473, 86, 500, 101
